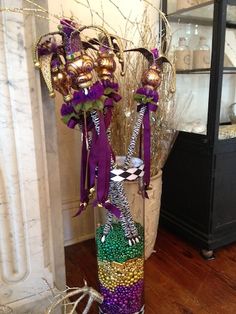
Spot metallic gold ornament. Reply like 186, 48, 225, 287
95, 51, 116, 81
141, 65, 162, 90
67, 52, 94, 89
51, 63, 73, 102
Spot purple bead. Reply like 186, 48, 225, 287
99, 279, 144, 314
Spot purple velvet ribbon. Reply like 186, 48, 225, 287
93, 200, 121, 218
89, 112, 120, 218
60, 102, 80, 128
61, 81, 120, 218
102, 79, 121, 129
73, 129, 89, 217
60, 82, 105, 129
73, 116, 95, 217
136, 88, 159, 192
72, 82, 104, 105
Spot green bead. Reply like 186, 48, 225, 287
96, 221, 144, 262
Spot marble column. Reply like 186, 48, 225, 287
0, 1, 65, 312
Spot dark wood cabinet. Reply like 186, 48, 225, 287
161, 0, 236, 257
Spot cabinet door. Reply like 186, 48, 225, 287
218, 3, 236, 141
165, 0, 214, 136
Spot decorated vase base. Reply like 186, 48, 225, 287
99, 305, 145, 314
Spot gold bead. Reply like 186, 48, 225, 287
34, 61, 41, 69
90, 187, 95, 194
64, 94, 73, 102
49, 91, 55, 98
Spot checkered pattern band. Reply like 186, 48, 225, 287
99, 305, 145, 314
110, 163, 144, 182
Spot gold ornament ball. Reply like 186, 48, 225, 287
96, 52, 116, 80
141, 66, 162, 90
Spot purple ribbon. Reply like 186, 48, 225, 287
151, 48, 159, 60
104, 98, 114, 129
93, 200, 121, 218
73, 202, 86, 217
73, 115, 94, 217
138, 102, 158, 192
102, 80, 121, 130
74, 126, 91, 217
89, 112, 117, 216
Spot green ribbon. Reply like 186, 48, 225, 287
134, 93, 154, 104
104, 87, 116, 96
61, 97, 105, 125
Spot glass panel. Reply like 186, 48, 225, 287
169, 9, 213, 134
219, 4, 236, 140
174, 74, 210, 134
95, 157, 145, 314
227, 5, 236, 24
167, 1, 213, 17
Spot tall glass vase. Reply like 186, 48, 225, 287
95, 157, 145, 314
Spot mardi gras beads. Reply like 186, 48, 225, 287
96, 222, 144, 314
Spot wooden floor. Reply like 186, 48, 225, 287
65, 227, 236, 314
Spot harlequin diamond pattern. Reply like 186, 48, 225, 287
110, 164, 144, 182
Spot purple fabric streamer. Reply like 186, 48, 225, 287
136, 89, 159, 191
62, 80, 121, 218
73, 116, 95, 217
88, 111, 120, 217
73, 130, 89, 217
89, 112, 113, 208
93, 200, 121, 218
102, 79, 121, 129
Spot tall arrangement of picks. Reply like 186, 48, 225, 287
32, 11, 175, 312
0, 1, 176, 313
